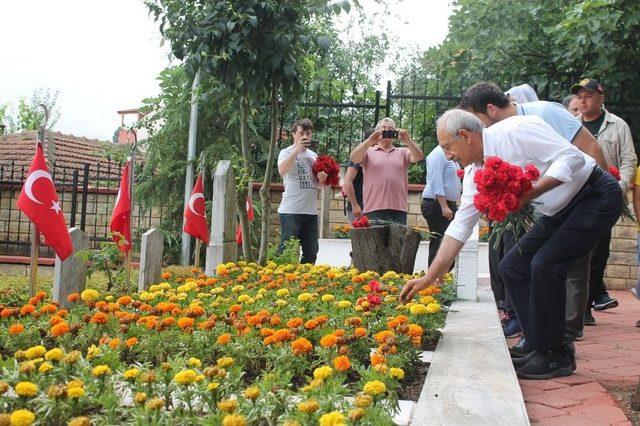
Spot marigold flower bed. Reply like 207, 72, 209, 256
0, 262, 452, 425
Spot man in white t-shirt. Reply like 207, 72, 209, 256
277, 118, 327, 264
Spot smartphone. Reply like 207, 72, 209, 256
309, 139, 320, 151
382, 129, 399, 139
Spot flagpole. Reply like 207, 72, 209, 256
182, 69, 201, 265
28, 105, 50, 297
125, 130, 137, 291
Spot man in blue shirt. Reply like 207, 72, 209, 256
460, 82, 609, 355
422, 146, 461, 268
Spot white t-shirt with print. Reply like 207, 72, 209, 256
277, 145, 319, 215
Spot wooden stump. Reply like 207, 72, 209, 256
350, 224, 422, 274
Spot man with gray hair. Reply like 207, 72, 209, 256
400, 109, 621, 379
350, 117, 424, 224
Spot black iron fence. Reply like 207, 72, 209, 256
0, 160, 164, 257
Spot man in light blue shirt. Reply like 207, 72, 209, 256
421, 146, 461, 268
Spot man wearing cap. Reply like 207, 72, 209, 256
572, 78, 637, 320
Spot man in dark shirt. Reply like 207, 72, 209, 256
343, 129, 373, 223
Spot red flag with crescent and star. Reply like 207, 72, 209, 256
183, 172, 209, 244
16, 142, 73, 260
110, 161, 131, 253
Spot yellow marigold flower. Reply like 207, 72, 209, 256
313, 366, 333, 380
348, 408, 365, 422
222, 414, 246, 426
67, 416, 91, 426
67, 386, 84, 398
15, 381, 38, 398
276, 299, 287, 307
426, 303, 441, 314
123, 368, 140, 380
355, 393, 372, 408
237, 294, 250, 303
337, 300, 352, 308
9, 409, 35, 426
0, 414, 10, 426
389, 367, 405, 380
321, 294, 335, 302
80, 289, 99, 302
297, 399, 319, 414
92, 365, 111, 377
409, 303, 428, 315
208, 381, 220, 391
276, 289, 289, 297
44, 348, 64, 362
231, 285, 244, 293
64, 350, 82, 364
297, 292, 313, 302
282, 421, 300, 426
86, 344, 101, 360
24, 345, 46, 359
363, 380, 386, 396
38, 362, 53, 373
145, 397, 165, 410
134, 392, 148, 404
67, 380, 84, 390
216, 264, 228, 275
217, 398, 238, 413
420, 295, 435, 305
187, 357, 202, 368
173, 369, 198, 385
243, 386, 260, 400
139, 292, 156, 302
318, 411, 346, 426
0, 381, 8, 395
217, 357, 234, 368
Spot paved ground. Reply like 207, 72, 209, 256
511, 290, 640, 425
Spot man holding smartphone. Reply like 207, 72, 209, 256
277, 118, 327, 264
350, 117, 424, 224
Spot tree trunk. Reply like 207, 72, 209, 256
238, 83, 253, 262
258, 82, 279, 265
351, 224, 422, 274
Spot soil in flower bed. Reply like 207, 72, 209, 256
399, 361, 430, 401
604, 383, 640, 425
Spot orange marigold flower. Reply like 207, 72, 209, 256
334, 329, 346, 337
272, 329, 294, 343
51, 321, 70, 337
161, 272, 172, 279
374, 330, 395, 344
9, 323, 24, 335
126, 337, 139, 347
139, 304, 153, 312
229, 304, 242, 314
28, 297, 39, 306
95, 301, 107, 310
270, 315, 281, 326
286, 317, 304, 328
370, 352, 386, 366
1, 308, 16, 318
333, 355, 351, 371
320, 333, 338, 348
57, 309, 68, 317
35, 290, 47, 300
177, 317, 195, 329
354, 327, 367, 338
67, 293, 80, 303
117, 296, 132, 306
407, 324, 423, 337
90, 312, 109, 324
291, 337, 313, 355
162, 317, 176, 326
20, 304, 36, 316
49, 315, 64, 326
260, 328, 275, 337
108, 338, 121, 349
217, 333, 232, 345
39, 304, 57, 314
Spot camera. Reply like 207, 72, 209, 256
308, 139, 320, 150
381, 129, 399, 139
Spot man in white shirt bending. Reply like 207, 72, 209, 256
400, 109, 621, 380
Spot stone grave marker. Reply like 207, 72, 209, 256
53, 228, 89, 308
205, 160, 237, 275
138, 228, 164, 292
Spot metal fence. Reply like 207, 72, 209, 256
0, 160, 164, 257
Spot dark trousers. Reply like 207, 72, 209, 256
421, 198, 457, 267
489, 228, 521, 309
588, 229, 612, 304
499, 169, 621, 350
279, 214, 319, 264
565, 249, 594, 340
366, 209, 407, 225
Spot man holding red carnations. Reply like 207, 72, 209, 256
401, 109, 621, 379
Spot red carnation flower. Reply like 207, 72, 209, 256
457, 169, 465, 179
312, 155, 341, 186
608, 166, 621, 181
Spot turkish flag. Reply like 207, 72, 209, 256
110, 161, 131, 253
235, 197, 254, 245
17, 143, 73, 261
183, 172, 209, 244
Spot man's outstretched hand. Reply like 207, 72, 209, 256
400, 276, 431, 303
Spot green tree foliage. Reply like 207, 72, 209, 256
1, 89, 60, 133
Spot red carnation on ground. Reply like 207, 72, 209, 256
608, 166, 621, 181
312, 155, 340, 186
352, 215, 370, 228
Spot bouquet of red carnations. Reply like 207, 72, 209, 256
473, 157, 540, 248
312, 154, 340, 186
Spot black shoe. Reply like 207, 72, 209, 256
635, 319, 640, 328
513, 349, 536, 368
584, 309, 596, 326
575, 330, 584, 341
516, 347, 573, 380
509, 337, 532, 358
593, 293, 618, 311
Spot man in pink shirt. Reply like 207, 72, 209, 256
350, 117, 424, 224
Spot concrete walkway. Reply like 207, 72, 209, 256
512, 290, 640, 425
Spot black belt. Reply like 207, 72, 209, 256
585, 166, 604, 187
